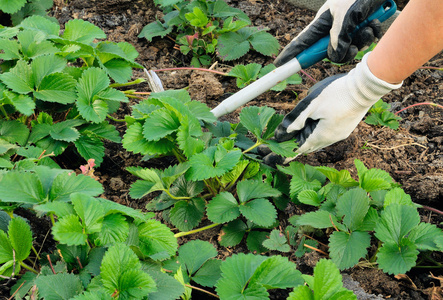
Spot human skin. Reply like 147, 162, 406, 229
367, 0, 443, 84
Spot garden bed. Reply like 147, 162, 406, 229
1, 0, 442, 299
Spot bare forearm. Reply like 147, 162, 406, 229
367, 0, 443, 84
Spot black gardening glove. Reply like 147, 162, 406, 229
274, 0, 384, 66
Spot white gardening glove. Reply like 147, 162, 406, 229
274, 52, 402, 155
274, 0, 384, 66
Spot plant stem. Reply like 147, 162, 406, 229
0, 105, 9, 120
174, 223, 220, 238
300, 69, 317, 83
107, 114, 126, 122
419, 66, 443, 71
163, 189, 191, 200
153, 67, 227, 76
31, 246, 41, 260
395, 102, 443, 115
49, 213, 56, 226
421, 205, 443, 216
19, 261, 38, 274
242, 141, 262, 154
184, 284, 220, 299
109, 78, 146, 88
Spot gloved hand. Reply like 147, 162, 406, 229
274, 0, 385, 66
274, 52, 402, 155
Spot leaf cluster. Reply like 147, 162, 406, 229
124, 90, 298, 246
0, 0, 53, 25
139, 0, 279, 66
229, 62, 302, 90
285, 159, 443, 274
0, 16, 142, 166
365, 99, 402, 130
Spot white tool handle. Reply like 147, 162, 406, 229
210, 58, 302, 118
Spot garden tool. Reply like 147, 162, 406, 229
210, 0, 397, 119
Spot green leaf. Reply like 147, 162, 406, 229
143, 108, 180, 141
186, 148, 242, 181
49, 172, 103, 202
52, 214, 87, 245
307, 259, 357, 300
0, 230, 13, 263
206, 192, 240, 224
31, 54, 66, 87
138, 219, 178, 260
237, 179, 281, 203
219, 219, 247, 247
246, 231, 269, 254
383, 188, 415, 207
408, 222, 443, 251
34, 202, 75, 218
262, 229, 290, 252
278, 162, 326, 200
176, 117, 205, 158
329, 231, 371, 270
0, 171, 44, 204
8, 217, 32, 262
297, 210, 338, 229
377, 240, 419, 275
239, 198, 277, 227
215, 253, 267, 298
138, 20, 172, 42
193, 259, 222, 287
49, 122, 80, 142
359, 168, 393, 192
0, 0, 26, 14
248, 31, 279, 56
217, 31, 250, 61
298, 190, 322, 206
170, 198, 205, 232
374, 204, 420, 244
228, 63, 262, 88
62, 19, 106, 43
239, 106, 275, 139
336, 188, 369, 231
316, 167, 358, 188
73, 291, 112, 300
34, 73, 77, 104
0, 59, 34, 94
0, 120, 29, 145
79, 122, 121, 143
93, 214, 129, 246
35, 273, 83, 300
74, 135, 105, 166
123, 122, 174, 156
250, 255, 303, 289
265, 139, 298, 157
76, 68, 111, 123
179, 240, 217, 275
71, 193, 104, 234
288, 285, 314, 300
100, 243, 156, 299
145, 268, 184, 300
19, 15, 60, 36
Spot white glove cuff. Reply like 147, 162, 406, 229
350, 52, 403, 108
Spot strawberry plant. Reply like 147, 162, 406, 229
0, 16, 144, 166
139, 0, 279, 66
365, 99, 402, 129
0, 0, 53, 25
229, 63, 302, 90
215, 253, 304, 299
288, 259, 357, 300
285, 159, 443, 274
123, 89, 297, 240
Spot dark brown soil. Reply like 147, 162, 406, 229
3, 0, 441, 299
